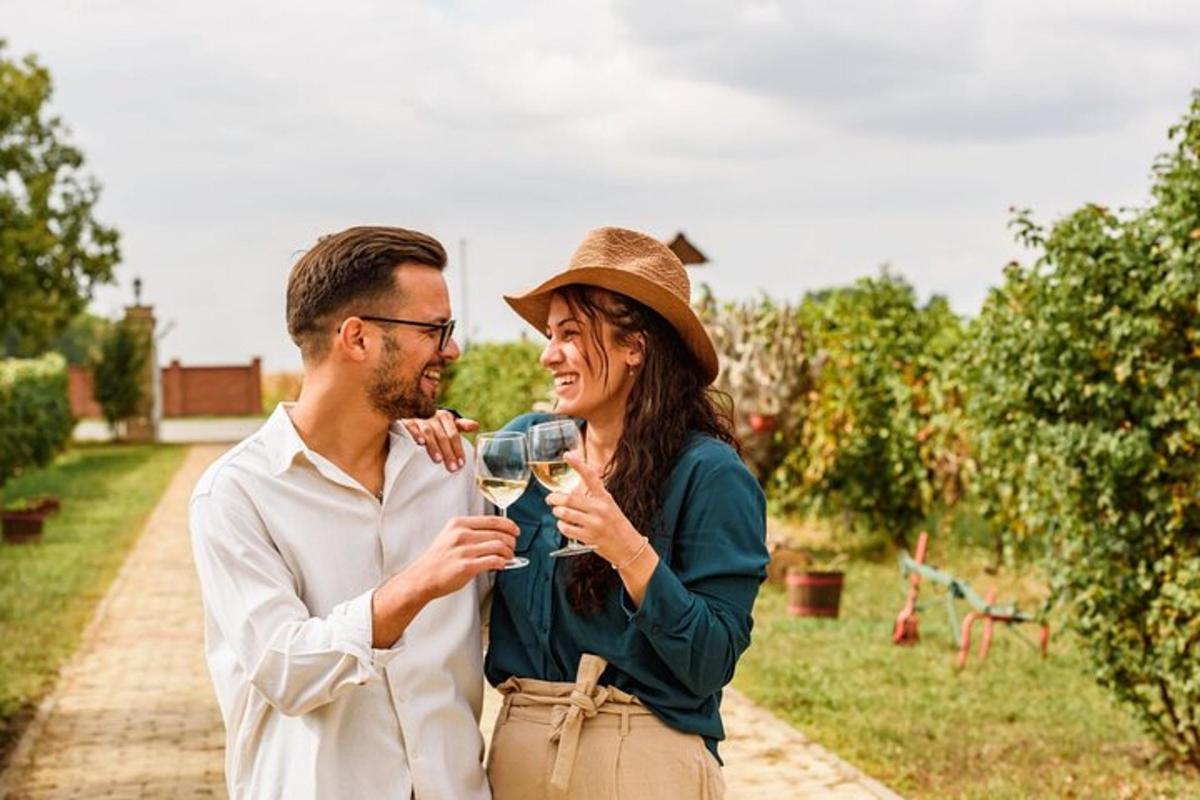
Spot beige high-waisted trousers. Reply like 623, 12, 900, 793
486, 654, 725, 800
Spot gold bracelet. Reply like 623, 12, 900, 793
612, 536, 650, 571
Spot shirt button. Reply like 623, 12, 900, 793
651, 624, 662, 634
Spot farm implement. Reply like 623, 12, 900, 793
892, 532, 1050, 668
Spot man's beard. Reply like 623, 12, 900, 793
367, 336, 439, 420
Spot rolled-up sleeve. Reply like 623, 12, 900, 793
190, 484, 401, 717
622, 457, 769, 698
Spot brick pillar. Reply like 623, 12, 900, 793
248, 357, 263, 415
121, 305, 159, 442
162, 359, 185, 417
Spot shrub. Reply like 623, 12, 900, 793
92, 321, 146, 435
696, 286, 814, 484
0, 353, 73, 490
262, 371, 302, 414
438, 339, 552, 433
965, 92, 1200, 767
773, 271, 969, 548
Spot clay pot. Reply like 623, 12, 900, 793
786, 568, 844, 618
3, 508, 47, 544
748, 413, 777, 434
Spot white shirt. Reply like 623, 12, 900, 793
189, 404, 489, 800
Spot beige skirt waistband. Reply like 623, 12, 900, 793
494, 654, 650, 797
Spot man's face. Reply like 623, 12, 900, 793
366, 264, 459, 420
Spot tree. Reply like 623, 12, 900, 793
92, 321, 145, 436
966, 91, 1200, 767
52, 310, 112, 366
0, 40, 120, 357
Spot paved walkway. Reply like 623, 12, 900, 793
2, 445, 900, 799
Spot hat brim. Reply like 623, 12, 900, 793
503, 266, 719, 385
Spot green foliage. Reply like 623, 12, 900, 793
438, 339, 552, 433
772, 271, 969, 547
51, 311, 112, 366
92, 322, 146, 434
964, 91, 1200, 767
696, 286, 814, 484
0, 41, 121, 357
0, 353, 73, 491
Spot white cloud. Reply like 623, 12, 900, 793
3, 0, 1199, 370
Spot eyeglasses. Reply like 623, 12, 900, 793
343, 315, 457, 351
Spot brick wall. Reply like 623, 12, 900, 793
68, 358, 262, 418
68, 366, 104, 419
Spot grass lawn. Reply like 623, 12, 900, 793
0, 444, 187, 768
734, 522, 1200, 799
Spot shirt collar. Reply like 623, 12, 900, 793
263, 403, 309, 477
262, 402, 419, 481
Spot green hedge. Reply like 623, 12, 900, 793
768, 273, 969, 549
438, 340, 553, 433
963, 92, 1200, 768
0, 354, 74, 490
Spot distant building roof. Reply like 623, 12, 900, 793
665, 232, 708, 266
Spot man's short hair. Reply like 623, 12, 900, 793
286, 226, 447, 362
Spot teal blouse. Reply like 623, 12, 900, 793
484, 413, 769, 760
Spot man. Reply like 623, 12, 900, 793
189, 226, 517, 799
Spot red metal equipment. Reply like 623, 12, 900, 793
893, 532, 1050, 668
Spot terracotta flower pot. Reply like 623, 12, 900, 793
786, 568, 844, 618
748, 413, 777, 434
3, 508, 47, 544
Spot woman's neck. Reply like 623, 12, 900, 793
582, 404, 624, 475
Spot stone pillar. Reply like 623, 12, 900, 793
121, 304, 160, 442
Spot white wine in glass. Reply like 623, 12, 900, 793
528, 460, 581, 494
476, 476, 529, 508
475, 431, 530, 570
528, 419, 596, 558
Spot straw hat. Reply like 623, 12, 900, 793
504, 226, 719, 384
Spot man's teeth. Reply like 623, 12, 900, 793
554, 374, 577, 388
422, 368, 442, 381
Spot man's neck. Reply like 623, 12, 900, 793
287, 371, 391, 484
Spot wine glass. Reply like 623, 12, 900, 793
528, 419, 596, 559
475, 431, 531, 570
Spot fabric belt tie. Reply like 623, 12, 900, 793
548, 654, 607, 796
497, 653, 644, 799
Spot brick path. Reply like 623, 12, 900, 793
2, 444, 900, 799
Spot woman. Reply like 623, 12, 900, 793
405, 226, 768, 799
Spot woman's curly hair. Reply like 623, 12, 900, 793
556, 286, 740, 615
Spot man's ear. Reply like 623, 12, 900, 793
335, 317, 371, 363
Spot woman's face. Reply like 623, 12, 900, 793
540, 293, 641, 420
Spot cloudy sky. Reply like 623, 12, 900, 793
6, 0, 1200, 371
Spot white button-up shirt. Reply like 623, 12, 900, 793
189, 404, 489, 800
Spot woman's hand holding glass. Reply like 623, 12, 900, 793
528, 419, 595, 558
545, 452, 647, 567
